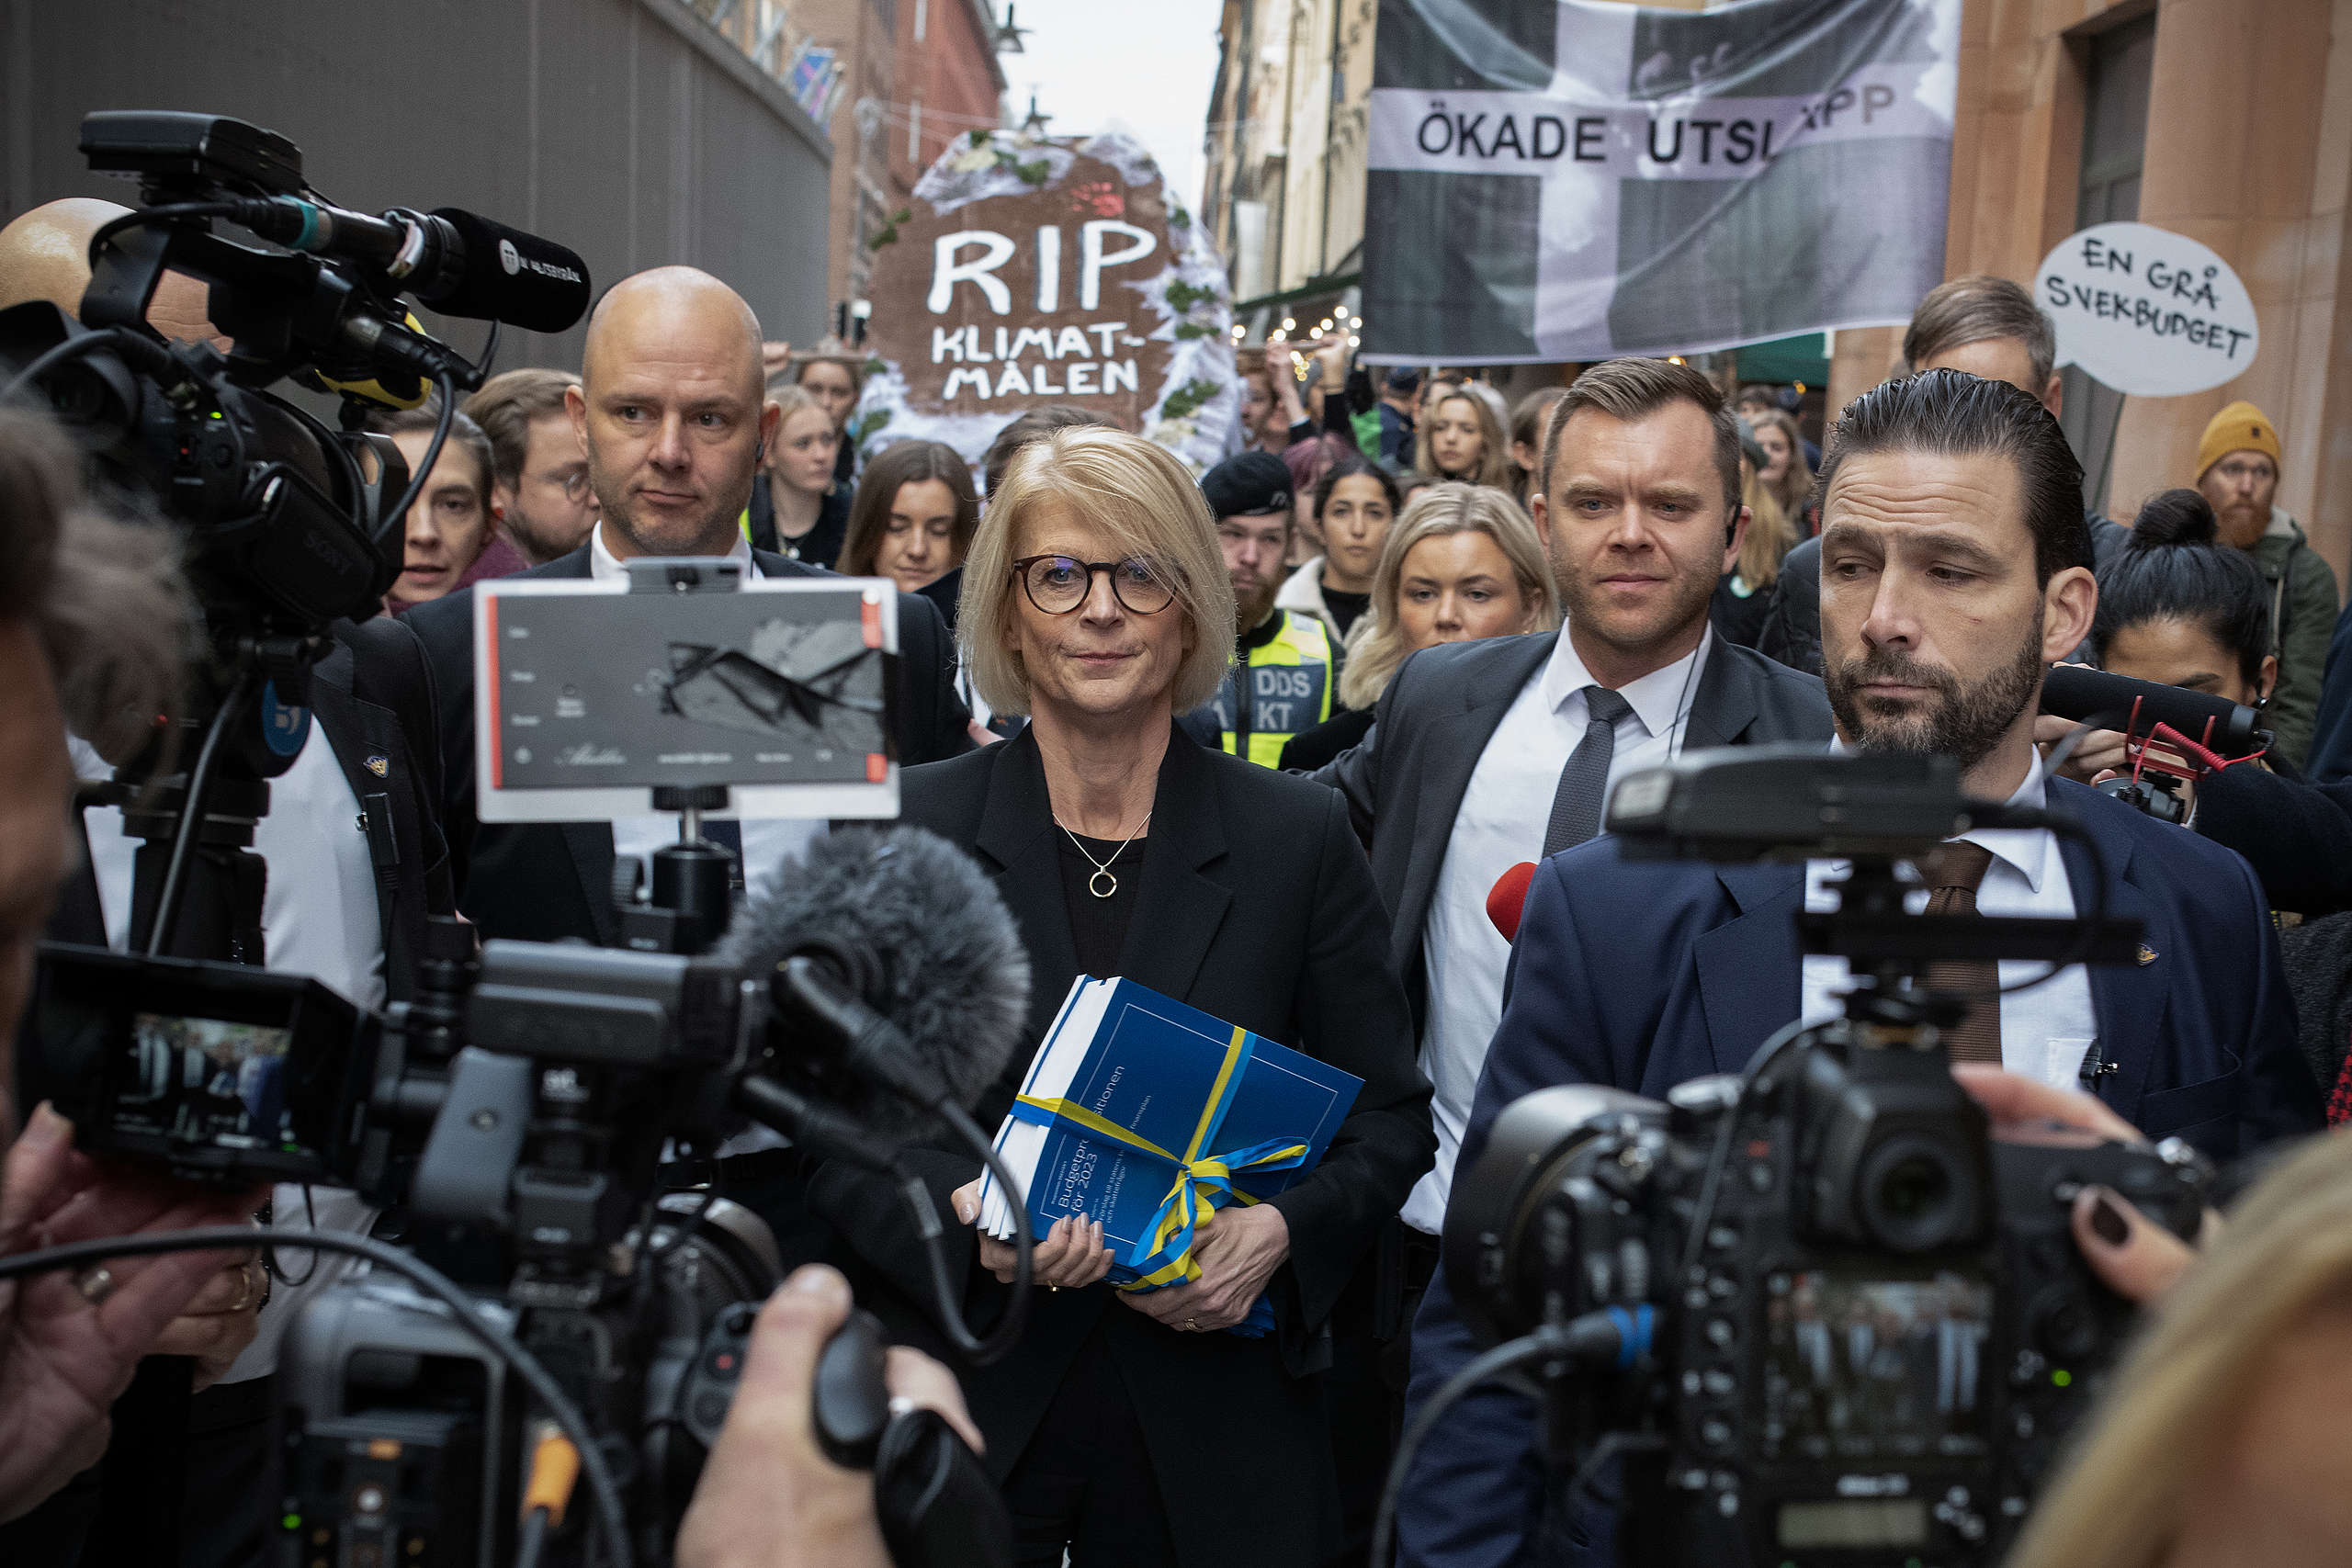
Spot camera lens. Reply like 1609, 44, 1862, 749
1878, 1152, 1949, 1218
1858, 1133, 1975, 1252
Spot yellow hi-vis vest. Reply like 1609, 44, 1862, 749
1213, 609, 1335, 768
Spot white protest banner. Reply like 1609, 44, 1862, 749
1362, 0, 1962, 364
2034, 222, 2259, 397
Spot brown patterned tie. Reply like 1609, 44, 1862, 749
1920, 841, 2003, 1066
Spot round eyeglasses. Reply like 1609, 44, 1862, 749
533, 466, 594, 503
1012, 553, 1176, 615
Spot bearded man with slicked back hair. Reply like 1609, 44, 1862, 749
403, 266, 973, 947
1757, 275, 2134, 676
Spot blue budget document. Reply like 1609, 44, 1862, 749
978, 976, 1362, 1331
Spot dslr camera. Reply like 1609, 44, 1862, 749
1443, 749, 2210, 1568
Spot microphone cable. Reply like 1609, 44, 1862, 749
932, 1100, 1035, 1365
1369, 1311, 1655, 1568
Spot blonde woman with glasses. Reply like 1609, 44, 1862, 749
801, 426, 1433, 1568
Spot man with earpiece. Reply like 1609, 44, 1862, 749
1306, 357, 1832, 1557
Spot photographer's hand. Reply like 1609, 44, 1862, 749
0, 1103, 263, 1522
675, 1265, 981, 1568
151, 1253, 266, 1390
1952, 1066, 2203, 1304
2034, 714, 2131, 781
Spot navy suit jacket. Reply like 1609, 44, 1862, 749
1398, 774, 2322, 1568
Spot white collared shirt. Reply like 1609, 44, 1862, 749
1800, 750, 2100, 1089
1400, 627, 1714, 1235
587, 518, 753, 581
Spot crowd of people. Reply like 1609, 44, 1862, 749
3, 175, 2352, 1568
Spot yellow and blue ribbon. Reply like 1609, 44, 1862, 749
1006, 1025, 1310, 1292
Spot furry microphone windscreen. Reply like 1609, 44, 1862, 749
720, 825, 1033, 1131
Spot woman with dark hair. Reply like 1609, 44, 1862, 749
1275, 457, 1400, 645
368, 405, 526, 612
2062, 488, 2278, 787
2073, 489, 2352, 1111
840, 440, 979, 595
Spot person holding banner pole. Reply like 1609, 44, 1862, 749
802, 425, 1434, 1568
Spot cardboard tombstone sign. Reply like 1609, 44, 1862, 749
855, 130, 1238, 478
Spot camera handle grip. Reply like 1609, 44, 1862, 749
815, 1310, 1015, 1567
875, 1405, 1015, 1568
812, 1308, 893, 1468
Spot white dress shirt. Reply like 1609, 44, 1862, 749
1400, 627, 1714, 1235
73, 728, 383, 1385
1800, 749, 2100, 1090
589, 522, 824, 889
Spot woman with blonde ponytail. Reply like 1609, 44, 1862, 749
2006, 1128, 2352, 1568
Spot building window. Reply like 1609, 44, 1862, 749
2061, 14, 2154, 512
909, 96, 923, 162
914, 0, 927, 42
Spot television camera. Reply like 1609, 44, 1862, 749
1413, 748, 2211, 1568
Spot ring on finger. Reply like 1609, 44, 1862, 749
73, 1266, 118, 1305
228, 1261, 261, 1314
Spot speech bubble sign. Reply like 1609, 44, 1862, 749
2035, 222, 2259, 397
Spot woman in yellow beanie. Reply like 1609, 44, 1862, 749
2194, 400, 2340, 767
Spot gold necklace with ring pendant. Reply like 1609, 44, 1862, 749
1060, 811, 1152, 898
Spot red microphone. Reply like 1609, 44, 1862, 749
1487, 862, 1538, 942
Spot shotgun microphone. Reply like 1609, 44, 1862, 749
236, 197, 591, 333
719, 827, 1033, 1137
2041, 663, 2266, 759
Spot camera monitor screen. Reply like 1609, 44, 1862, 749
121, 1014, 295, 1148
1760, 1269, 1995, 1463
30, 943, 367, 1183
475, 569, 900, 824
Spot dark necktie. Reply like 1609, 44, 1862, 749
1543, 685, 1634, 857
1920, 841, 2002, 1065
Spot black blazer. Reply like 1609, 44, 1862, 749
807, 727, 1435, 1568
313, 615, 459, 998
2190, 758, 2352, 918
1309, 630, 1836, 1029
401, 542, 972, 944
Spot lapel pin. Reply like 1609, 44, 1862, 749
2136, 943, 2157, 966
365, 754, 390, 777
